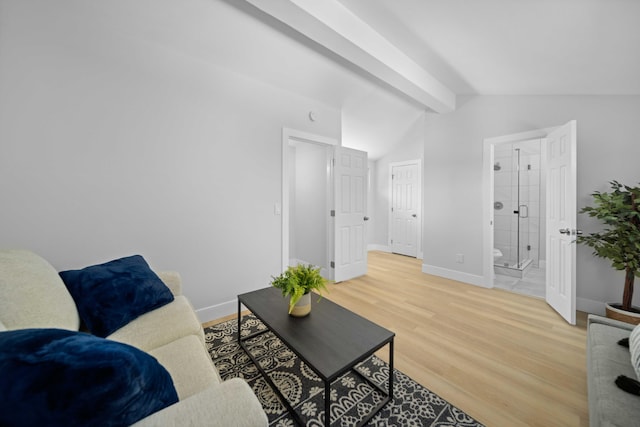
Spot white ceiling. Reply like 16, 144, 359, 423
342, 0, 640, 96
231, 0, 640, 158
60, 0, 640, 159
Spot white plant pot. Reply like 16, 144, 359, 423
290, 292, 311, 317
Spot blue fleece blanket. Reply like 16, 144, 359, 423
0, 328, 178, 427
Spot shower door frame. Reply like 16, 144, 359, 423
493, 145, 542, 270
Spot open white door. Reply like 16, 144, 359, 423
545, 120, 577, 325
334, 146, 368, 282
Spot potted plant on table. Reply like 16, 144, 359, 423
270, 264, 329, 317
579, 180, 640, 324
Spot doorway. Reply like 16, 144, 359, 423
484, 129, 552, 298
482, 121, 577, 325
492, 139, 545, 298
281, 128, 369, 283
289, 141, 333, 273
281, 128, 337, 278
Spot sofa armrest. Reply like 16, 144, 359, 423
156, 271, 182, 296
587, 314, 636, 332
131, 378, 268, 427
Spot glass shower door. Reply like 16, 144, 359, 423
515, 147, 530, 269
514, 148, 529, 269
517, 201, 529, 268
494, 139, 541, 278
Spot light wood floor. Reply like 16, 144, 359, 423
205, 251, 589, 427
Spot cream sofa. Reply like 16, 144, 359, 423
0, 249, 267, 427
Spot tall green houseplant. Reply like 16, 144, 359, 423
579, 181, 640, 312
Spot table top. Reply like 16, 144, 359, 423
238, 287, 395, 382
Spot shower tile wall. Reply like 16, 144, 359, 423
494, 140, 542, 268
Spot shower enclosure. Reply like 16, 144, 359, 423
493, 140, 541, 278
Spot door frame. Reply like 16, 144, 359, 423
281, 128, 338, 276
482, 126, 557, 287
389, 159, 423, 259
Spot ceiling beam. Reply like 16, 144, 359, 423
243, 0, 456, 113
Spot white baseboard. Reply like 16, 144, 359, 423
367, 245, 423, 260
368, 244, 391, 253
422, 264, 488, 288
195, 299, 236, 324
577, 297, 605, 316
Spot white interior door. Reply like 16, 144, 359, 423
545, 120, 577, 325
391, 163, 419, 257
334, 146, 368, 282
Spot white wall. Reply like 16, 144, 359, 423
292, 143, 329, 268
423, 95, 640, 313
0, 0, 340, 321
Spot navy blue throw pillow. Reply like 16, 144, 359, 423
59, 255, 174, 337
0, 328, 178, 427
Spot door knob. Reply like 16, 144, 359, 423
412, 214, 417, 218
364, 216, 370, 221
559, 228, 583, 235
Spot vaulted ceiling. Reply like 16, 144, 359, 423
231, 0, 640, 158
341, 0, 640, 96
65, 0, 640, 159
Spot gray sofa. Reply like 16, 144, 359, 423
0, 249, 268, 427
587, 314, 640, 427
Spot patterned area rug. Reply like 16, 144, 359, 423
204, 315, 484, 427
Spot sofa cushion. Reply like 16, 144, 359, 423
59, 255, 174, 337
0, 328, 178, 427
130, 379, 269, 427
148, 335, 220, 400
108, 296, 205, 352
0, 249, 79, 331
155, 271, 183, 296
629, 323, 640, 379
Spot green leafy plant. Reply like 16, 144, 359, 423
578, 181, 640, 312
270, 264, 329, 314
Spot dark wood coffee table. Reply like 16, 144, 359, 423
237, 287, 394, 427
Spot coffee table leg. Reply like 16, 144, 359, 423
237, 299, 241, 343
389, 338, 394, 401
325, 381, 331, 426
